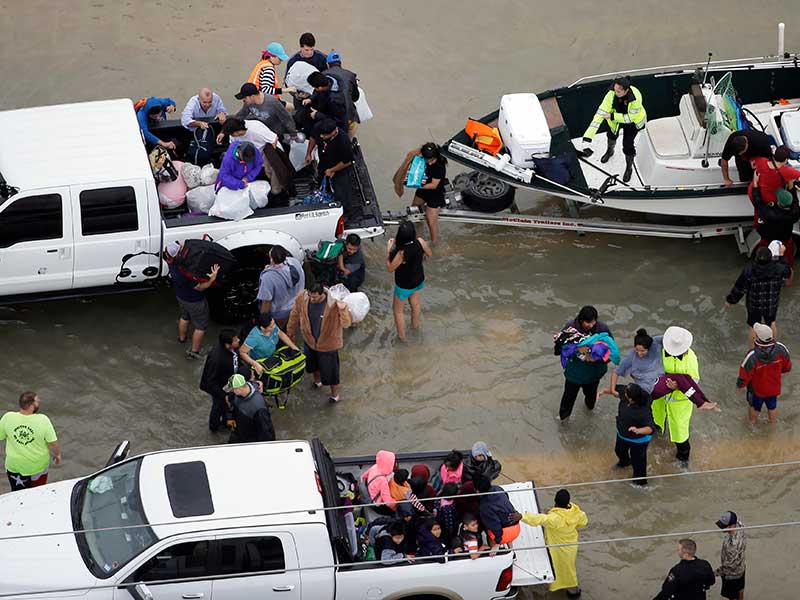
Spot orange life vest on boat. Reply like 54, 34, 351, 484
465, 118, 503, 155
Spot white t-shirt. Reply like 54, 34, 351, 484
232, 120, 277, 151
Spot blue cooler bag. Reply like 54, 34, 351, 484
405, 155, 427, 188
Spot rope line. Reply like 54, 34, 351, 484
0, 457, 796, 543
1, 519, 797, 598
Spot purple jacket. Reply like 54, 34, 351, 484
215, 142, 264, 191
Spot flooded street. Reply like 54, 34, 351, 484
2, 1, 800, 597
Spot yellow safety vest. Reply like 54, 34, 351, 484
583, 85, 647, 140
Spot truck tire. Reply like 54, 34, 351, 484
461, 171, 516, 213
207, 246, 267, 324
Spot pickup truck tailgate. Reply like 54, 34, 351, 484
501, 482, 555, 587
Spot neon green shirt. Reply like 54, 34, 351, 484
0, 412, 57, 475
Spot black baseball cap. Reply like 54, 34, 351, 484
715, 511, 738, 528
234, 83, 259, 100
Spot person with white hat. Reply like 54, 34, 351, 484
164, 241, 220, 360
652, 325, 700, 466
736, 322, 791, 424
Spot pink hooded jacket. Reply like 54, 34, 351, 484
362, 450, 397, 510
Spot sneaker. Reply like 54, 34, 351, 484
311, 381, 323, 390
185, 350, 203, 360
276, 396, 288, 410
178, 337, 187, 344
328, 395, 341, 403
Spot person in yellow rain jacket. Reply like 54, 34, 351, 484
652, 326, 700, 467
582, 76, 647, 183
521, 489, 588, 597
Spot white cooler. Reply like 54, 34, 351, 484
498, 93, 552, 168
781, 110, 800, 153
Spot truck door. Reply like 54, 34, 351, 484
211, 533, 301, 600
71, 179, 156, 289
0, 188, 74, 296
114, 537, 214, 600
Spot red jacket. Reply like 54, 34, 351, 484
737, 341, 791, 397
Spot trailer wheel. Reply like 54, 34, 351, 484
461, 171, 516, 213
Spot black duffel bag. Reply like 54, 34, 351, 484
176, 238, 236, 285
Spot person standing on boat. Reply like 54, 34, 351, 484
581, 76, 647, 183
719, 129, 772, 187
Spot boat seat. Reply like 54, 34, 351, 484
690, 82, 708, 129
646, 117, 691, 158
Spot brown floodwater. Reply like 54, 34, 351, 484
1, 2, 799, 597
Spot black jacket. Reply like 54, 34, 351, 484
323, 65, 360, 123
754, 190, 800, 241
726, 258, 791, 313
462, 455, 502, 484
653, 558, 715, 600
230, 383, 275, 443
199, 344, 240, 398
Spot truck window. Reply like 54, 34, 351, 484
0, 193, 62, 248
214, 537, 286, 575
134, 540, 211, 582
79, 186, 138, 236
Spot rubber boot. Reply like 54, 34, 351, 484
623, 155, 635, 183
600, 138, 616, 163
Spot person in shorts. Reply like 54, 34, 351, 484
715, 511, 746, 600
411, 142, 448, 244
737, 322, 791, 424
0, 392, 61, 491
164, 241, 219, 360
287, 282, 351, 403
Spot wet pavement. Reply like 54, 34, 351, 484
1, 2, 800, 597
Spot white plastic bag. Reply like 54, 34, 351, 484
328, 283, 350, 302
181, 163, 203, 189
200, 163, 219, 186
344, 292, 370, 323
289, 139, 310, 172
248, 180, 271, 209
355, 87, 373, 123
186, 184, 217, 214
208, 187, 253, 221
285, 61, 319, 95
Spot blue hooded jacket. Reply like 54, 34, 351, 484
215, 142, 265, 191
416, 524, 446, 559
479, 485, 517, 543
136, 97, 176, 145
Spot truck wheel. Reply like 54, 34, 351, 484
461, 171, 515, 213
208, 247, 267, 324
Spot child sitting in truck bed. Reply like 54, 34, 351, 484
389, 468, 411, 503
362, 450, 397, 515
416, 517, 447, 561
436, 482, 460, 542
459, 513, 490, 560
374, 521, 412, 565
432, 450, 464, 492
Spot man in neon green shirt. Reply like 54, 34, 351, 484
0, 391, 61, 491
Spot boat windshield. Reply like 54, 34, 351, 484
73, 458, 157, 578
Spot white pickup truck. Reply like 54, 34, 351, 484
0, 100, 384, 321
0, 439, 554, 600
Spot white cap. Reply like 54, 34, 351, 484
753, 322, 774, 343
663, 326, 693, 356
768, 240, 782, 257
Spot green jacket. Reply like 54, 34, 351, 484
583, 85, 647, 140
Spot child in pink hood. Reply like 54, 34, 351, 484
438, 450, 464, 489
362, 450, 397, 514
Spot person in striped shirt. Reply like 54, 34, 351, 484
248, 41, 297, 99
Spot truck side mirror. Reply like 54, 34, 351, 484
105, 440, 131, 467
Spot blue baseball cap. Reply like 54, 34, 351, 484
326, 51, 342, 64
265, 41, 289, 61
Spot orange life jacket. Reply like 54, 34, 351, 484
133, 97, 148, 112
248, 60, 282, 98
465, 118, 503, 155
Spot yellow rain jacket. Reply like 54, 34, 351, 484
522, 502, 588, 592
651, 349, 699, 443
583, 85, 647, 140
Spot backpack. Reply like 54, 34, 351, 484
175, 238, 237, 286
255, 346, 307, 397
186, 127, 214, 166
